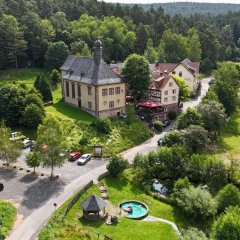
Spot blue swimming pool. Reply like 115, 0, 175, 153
120, 201, 148, 219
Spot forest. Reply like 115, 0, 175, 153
1, 0, 240, 73
134, 2, 240, 16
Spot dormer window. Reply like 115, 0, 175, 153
81, 72, 85, 77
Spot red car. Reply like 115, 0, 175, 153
69, 152, 81, 161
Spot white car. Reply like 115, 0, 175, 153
77, 154, 92, 165
22, 139, 34, 148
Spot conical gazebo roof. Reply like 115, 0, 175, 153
80, 194, 107, 212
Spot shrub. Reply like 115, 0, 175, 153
176, 108, 203, 130
172, 177, 191, 199
175, 186, 217, 222
162, 130, 184, 147
24, 93, 45, 114
182, 228, 208, 240
34, 74, 53, 102
91, 118, 111, 134
216, 184, 240, 212
20, 103, 44, 128
79, 136, 89, 146
212, 206, 240, 240
168, 111, 177, 120
51, 69, 61, 84
107, 155, 129, 177
154, 121, 163, 132
0, 200, 17, 239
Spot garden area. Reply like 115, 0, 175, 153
39, 172, 184, 240
0, 199, 17, 239
0, 68, 153, 156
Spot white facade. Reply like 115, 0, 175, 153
171, 64, 198, 93
161, 78, 179, 105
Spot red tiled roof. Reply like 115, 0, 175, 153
150, 72, 172, 90
180, 58, 200, 76
155, 63, 178, 75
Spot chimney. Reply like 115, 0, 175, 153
94, 38, 102, 65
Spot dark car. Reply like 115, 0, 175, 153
178, 102, 183, 108
163, 120, 171, 128
69, 152, 81, 161
209, 79, 215, 85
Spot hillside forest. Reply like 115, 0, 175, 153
1, 0, 240, 73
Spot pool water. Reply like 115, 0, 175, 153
120, 201, 148, 218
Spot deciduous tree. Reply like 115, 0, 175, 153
216, 184, 240, 212
37, 116, 66, 179
26, 151, 41, 173
20, 103, 44, 128
198, 100, 227, 140
176, 108, 203, 130
183, 125, 208, 153
44, 41, 69, 70
0, 122, 21, 164
107, 155, 129, 177
121, 54, 150, 102
212, 207, 240, 240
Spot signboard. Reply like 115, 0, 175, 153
93, 146, 103, 157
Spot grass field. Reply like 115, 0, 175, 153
0, 199, 17, 239
39, 173, 181, 240
207, 110, 240, 161
0, 68, 44, 88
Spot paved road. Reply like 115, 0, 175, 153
5, 77, 211, 240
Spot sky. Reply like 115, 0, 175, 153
103, 0, 240, 3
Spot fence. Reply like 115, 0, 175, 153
62, 180, 93, 221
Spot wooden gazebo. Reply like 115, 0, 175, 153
80, 194, 107, 220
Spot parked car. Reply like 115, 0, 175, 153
60, 149, 71, 157
163, 120, 171, 128
77, 154, 92, 165
178, 102, 183, 108
30, 142, 37, 151
22, 139, 34, 148
69, 152, 81, 161
209, 79, 215, 85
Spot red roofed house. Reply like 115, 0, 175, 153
149, 71, 180, 120
154, 58, 200, 95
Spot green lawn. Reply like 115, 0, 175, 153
0, 68, 44, 88
39, 174, 181, 240
0, 199, 17, 239
207, 110, 240, 160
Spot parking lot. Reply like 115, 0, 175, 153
0, 148, 107, 217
